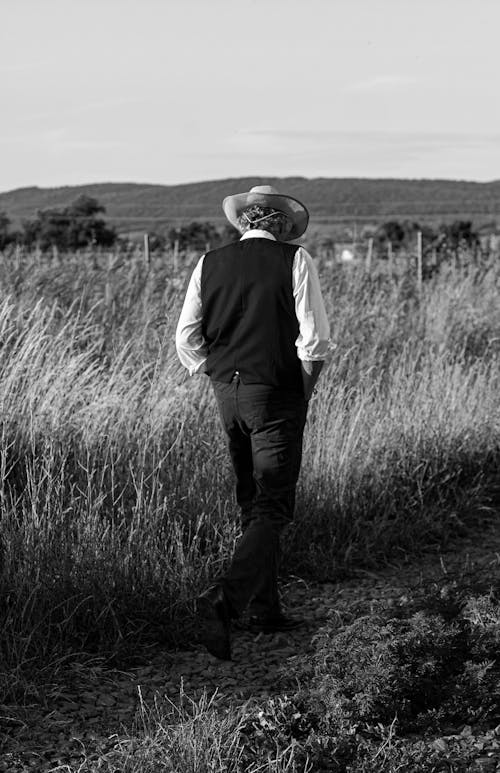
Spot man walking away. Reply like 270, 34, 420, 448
175, 184, 330, 659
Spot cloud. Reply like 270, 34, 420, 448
16, 97, 145, 125
0, 128, 129, 153
185, 128, 500, 180
0, 61, 47, 73
223, 129, 500, 157
41, 129, 129, 153
345, 75, 420, 92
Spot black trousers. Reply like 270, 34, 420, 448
211, 375, 308, 618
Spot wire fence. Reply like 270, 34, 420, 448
2, 230, 499, 295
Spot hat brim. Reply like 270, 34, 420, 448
222, 190, 309, 240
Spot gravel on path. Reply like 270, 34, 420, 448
2, 528, 500, 772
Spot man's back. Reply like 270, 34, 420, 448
201, 237, 302, 390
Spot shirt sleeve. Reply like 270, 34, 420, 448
292, 247, 331, 361
175, 255, 209, 375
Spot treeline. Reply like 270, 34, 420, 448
152, 221, 239, 251
0, 195, 488, 258
373, 219, 481, 256
0, 195, 240, 252
0, 196, 116, 250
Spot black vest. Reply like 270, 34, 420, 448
200, 238, 303, 391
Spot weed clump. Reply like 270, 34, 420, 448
309, 611, 469, 729
317, 583, 500, 728
242, 580, 500, 771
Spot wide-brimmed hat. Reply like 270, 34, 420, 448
222, 185, 309, 240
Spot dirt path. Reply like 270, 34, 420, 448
2, 527, 500, 772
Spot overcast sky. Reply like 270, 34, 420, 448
2, 0, 500, 191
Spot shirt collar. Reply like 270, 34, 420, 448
240, 229, 277, 241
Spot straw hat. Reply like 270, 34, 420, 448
222, 185, 309, 240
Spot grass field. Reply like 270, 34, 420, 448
0, 246, 499, 770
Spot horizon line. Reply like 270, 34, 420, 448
2, 174, 500, 195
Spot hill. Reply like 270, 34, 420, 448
1, 177, 500, 233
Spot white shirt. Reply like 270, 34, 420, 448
175, 230, 331, 376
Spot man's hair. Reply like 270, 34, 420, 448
237, 205, 292, 240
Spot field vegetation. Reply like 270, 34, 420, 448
0, 243, 499, 770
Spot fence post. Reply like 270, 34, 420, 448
105, 252, 114, 311
143, 233, 150, 267
417, 231, 423, 292
173, 239, 179, 274
365, 237, 373, 274
387, 240, 393, 272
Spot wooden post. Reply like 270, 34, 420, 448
173, 239, 179, 274
143, 233, 150, 267
417, 231, 423, 292
105, 252, 113, 310
365, 237, 373, 274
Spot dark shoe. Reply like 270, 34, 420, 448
248, 612, 304, 634
197, 584, 231, 660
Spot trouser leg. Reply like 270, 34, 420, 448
245, 408, 306, 616
212, 381, 307, 618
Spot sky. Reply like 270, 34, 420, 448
2, 0, 500, 192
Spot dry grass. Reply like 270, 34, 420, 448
0, 248, 498, 690
81, 688, 309, 773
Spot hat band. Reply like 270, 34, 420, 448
242, 210, 285, 225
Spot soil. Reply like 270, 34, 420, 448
1, 524, 500, 772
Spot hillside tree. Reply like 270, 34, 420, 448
21, 195, 116, 250
168, 221, 221, 251
436, 220, 479, 252
0, 211, 13, 250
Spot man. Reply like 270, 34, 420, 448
175, 184, 330, 660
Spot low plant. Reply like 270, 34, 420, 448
72, 689, 313, 773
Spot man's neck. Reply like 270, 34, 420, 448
240, 229, 277, 241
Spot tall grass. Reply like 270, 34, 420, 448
292, 263, 500, 571
0, 249, 499, 688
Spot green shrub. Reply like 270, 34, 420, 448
239, 582, 500, 770
308, 611, 469, 730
